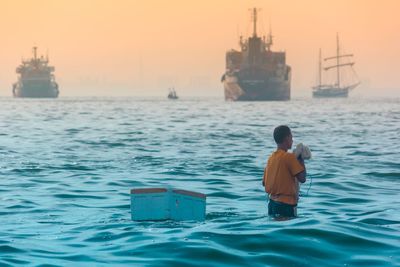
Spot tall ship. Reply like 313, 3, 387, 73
312, 34, 360, 98
221, 8, 291, 101
13, 47, 59, 98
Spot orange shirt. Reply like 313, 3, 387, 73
263, 149, 304, 205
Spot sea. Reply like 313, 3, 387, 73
0, 96, 399, 266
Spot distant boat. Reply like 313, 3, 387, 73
13, 47, 59, 98
312, 34, 360, 98
168, 88, 178, 100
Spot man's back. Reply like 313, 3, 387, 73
263, 149, 304, 205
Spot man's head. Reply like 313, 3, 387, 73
273, 125, 293, 150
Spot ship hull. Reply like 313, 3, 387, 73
312, 87, 349, 98
223, 73, 290, 101
13, 81, 59, 98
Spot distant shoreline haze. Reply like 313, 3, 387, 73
1, 0, 399, 97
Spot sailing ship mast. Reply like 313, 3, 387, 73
324, 33, 355, 89
318, 48, 322, 88
336, 34, 340, 88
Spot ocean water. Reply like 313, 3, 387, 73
0, 96, 399, 266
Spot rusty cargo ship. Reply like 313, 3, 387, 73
221, 8, 291, 101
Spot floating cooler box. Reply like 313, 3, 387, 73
130, 188, 206, 221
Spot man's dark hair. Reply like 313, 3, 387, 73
273, 125, 291, 144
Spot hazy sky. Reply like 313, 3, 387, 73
1, 0, 399, 97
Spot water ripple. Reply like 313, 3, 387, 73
0, 97, 399, 266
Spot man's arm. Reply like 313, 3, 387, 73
295, 157, 307, 183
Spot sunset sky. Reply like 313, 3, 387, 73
1, 0, 399, 97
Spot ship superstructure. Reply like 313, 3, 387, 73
222, 8, 291, 101
312, 34, 360, 98
13, 47, 59, 98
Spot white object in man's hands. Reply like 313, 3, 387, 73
293, 143, 312, 160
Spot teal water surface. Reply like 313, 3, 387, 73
0, 97, 399, 266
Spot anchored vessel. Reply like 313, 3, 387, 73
222, 8, 291, 101
313, 34, 360, 98
167, 88, 178, 100
13, 47, 59, 98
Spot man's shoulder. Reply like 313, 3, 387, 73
280, 151, 298, 165
284, 152, 297, 160
268, 150, 280, 161
268, 150, 294, 163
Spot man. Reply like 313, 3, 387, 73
263, 125, 306, 218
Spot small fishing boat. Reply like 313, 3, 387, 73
167, 88, 178, 100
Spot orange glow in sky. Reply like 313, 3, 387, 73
1, 0, 399, 97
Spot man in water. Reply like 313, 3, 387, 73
262, 125, 307, 218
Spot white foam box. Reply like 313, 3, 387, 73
169, 189, 206, 221
130, 188, 206, 221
